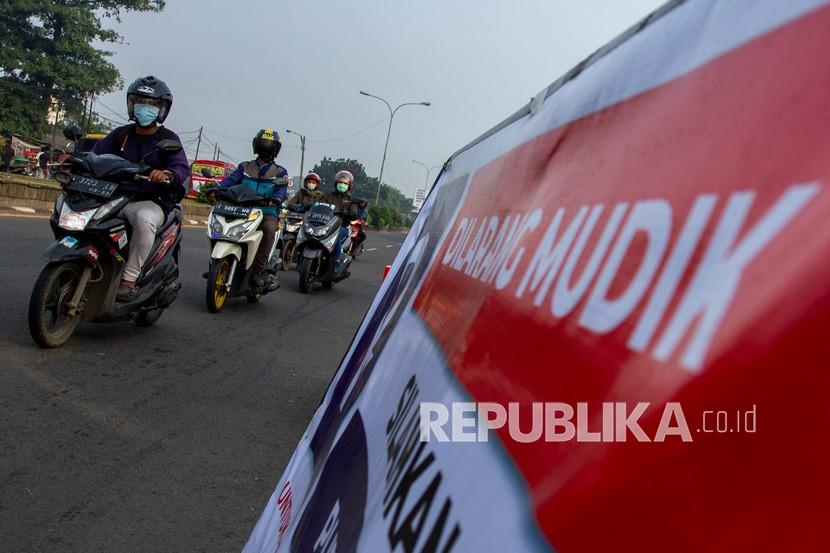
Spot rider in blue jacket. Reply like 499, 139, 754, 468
220, 129, 289, 287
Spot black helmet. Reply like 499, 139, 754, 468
126, 76, 173, 125
252, 129, 282, 160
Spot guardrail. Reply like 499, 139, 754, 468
0, 174, 213, 220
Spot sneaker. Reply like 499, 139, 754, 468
117, 282, 140, 302
251, 272, 266, 289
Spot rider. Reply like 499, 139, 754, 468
219, 129, 289, 288
286, 172, 324, 205
92, 76, 189, 301
323, 170, 362, 273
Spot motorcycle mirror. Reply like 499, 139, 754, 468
63, 125, 83, 141
201, 167, 215, 178
156, 139, 182, 153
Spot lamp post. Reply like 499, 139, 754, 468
360, 90, 430, 205
285, 129, 306, 178
412, 159, 441, 192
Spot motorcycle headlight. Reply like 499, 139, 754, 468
209, 218, 223, 237
305, 222, 332, 237
58, 204, 96, 231
228, 220, 253, 240
322, 231, 338, 250
54, 192, 65, 215
93, 197, 127, 222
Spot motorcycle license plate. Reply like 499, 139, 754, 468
69, 176, 118, 198
214, 203, 252, 219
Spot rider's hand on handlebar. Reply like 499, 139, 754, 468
149, 169, 172, 184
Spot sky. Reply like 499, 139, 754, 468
96, 0, 665, 199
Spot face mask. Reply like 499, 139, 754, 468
305, 181, 318, 190
336, 182, 349, 193
134, 104, 160, 127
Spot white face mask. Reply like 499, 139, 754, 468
336, 182, 349, 193
134, 103, 160, 127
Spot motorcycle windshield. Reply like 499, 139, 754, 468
217, 184, 269, 205
71, 153, 143, 181
306, 202, 335, 225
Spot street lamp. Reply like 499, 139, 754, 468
360, 90, 430, 205
285, 129, 306, 178
412, 159, 441, 192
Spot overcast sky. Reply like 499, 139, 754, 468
96, 0, 665, 198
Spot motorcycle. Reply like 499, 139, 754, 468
348, 217, 366, 258
280, 203, 306, 270
202, 170, 283, 313
27, 142, 184, 348
295, 202, 352, 293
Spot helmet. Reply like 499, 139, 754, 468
304, 172, 321, 191
126, 76, 173, 125
333, 170, 355, 191
252, 128, 281, 160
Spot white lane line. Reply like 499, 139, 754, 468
366, 247, 378, 251
385, 244, 394, 248
11, 206, 36, 214
187, 219, 199, 225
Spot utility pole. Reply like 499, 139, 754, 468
299, 135, 305, 176
213, 143, 218, 160
85, 94, 95, 131
359, 90, 430, 205
193, 126, 203, 161
286, 129, 306, 177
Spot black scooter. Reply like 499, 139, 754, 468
280, 203, 306, 270
28, 143, 184, 348
295, 202, 352, 293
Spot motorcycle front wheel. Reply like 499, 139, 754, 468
206, 257, 232, 313
281, 240, 295, 271
298, 257, 315, 294
28, 261, 84, 348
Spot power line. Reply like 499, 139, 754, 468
306, 116, 389, 144
203, 128, 250, 143
94, 99, 129, 122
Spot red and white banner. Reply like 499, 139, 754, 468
245, 1, 830, 551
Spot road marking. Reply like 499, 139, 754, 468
11, 206, 36, 214
367, 247, 378, 251
187, 219, 199, 225
385, 244, 394, 248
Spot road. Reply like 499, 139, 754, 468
0, 217, 402, 553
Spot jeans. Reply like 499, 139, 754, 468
334, 226, 349, 267
254, 215, 278, 273
120, 200, 164, 283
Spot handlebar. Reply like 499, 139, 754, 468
134, 172, 171, 185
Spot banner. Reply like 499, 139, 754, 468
244, 1, 830, 551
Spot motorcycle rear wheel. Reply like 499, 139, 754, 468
206, 257, 231, 313
28, 261, 84, 348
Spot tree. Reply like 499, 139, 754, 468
0, 1, 165, 138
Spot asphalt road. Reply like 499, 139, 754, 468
0, 217, 402, 553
